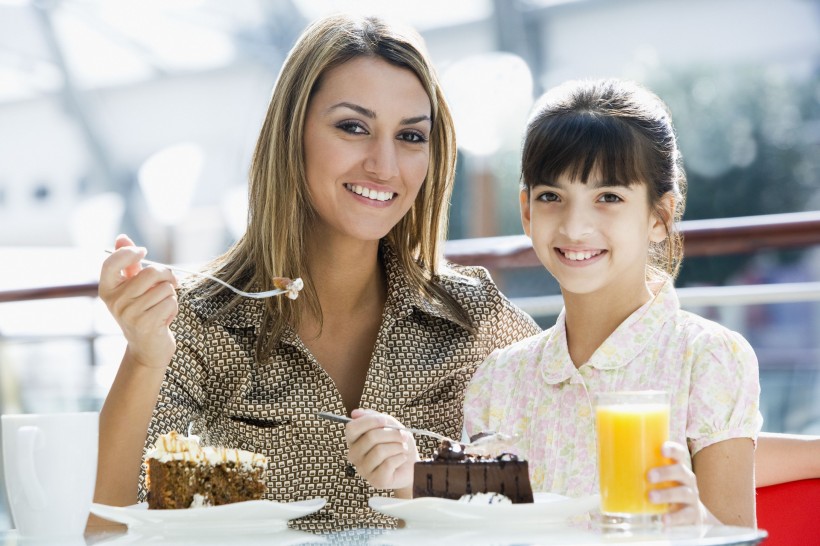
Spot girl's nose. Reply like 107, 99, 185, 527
364, 137, 399, 181
559, 203, 594, 239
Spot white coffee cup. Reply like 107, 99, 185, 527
2, 412, 98, 538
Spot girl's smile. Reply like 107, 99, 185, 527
556, 247, 606, 264
520, 171, 670, 301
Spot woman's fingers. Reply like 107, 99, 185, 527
114, 234, 142, 278
353, 432, 410, 484
99, 236, 179, 368
100, 245, 147, 294
345, 410, 418, 491
347, 415, 407, 468
112, 266, 177, 306
117, 279, 179, 330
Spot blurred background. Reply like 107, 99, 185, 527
0, 0, 818, 527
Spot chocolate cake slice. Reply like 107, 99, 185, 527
412, 440, 534, 503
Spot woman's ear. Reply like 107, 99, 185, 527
520, 189, 532, 238
649, 192, 676, 243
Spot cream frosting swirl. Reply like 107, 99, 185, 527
145, 431, 268, 469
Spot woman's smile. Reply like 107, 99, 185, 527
343, 182, 397, 205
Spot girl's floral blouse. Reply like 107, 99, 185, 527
464, 280, 762, 497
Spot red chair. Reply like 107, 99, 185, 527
756, 478, 820, 545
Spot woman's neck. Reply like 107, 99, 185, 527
303, 234, 386, 322
562, 281, 654, 368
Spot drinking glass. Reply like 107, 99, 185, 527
595, 391, 671, 529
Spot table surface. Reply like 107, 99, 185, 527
0, 523, 767, 546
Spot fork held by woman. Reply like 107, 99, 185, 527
103, 249, 303, 300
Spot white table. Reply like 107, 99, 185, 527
0, 524, 767, 545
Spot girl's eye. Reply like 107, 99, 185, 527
598, 193, 623, 203
536, 191, 560, 202
398, 130, 428, 144
336, 121, 368, 135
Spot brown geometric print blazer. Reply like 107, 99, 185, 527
139, 243, 540, 530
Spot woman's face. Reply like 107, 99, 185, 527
303, 56, 431, 245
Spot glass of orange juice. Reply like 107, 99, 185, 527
595, 390, 671, 529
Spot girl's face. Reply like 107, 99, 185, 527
520, 171, 671, 301
303, 56, 431, 245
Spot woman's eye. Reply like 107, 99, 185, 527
398, 130, 428, 144
536, 191, 559, 202
337, 121, 367, 135
599, 193, 623, 203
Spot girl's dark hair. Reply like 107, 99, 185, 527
521, 78, 686, 279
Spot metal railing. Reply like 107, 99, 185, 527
1, 211, 819, 304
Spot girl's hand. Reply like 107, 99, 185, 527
648, 441, 719, 526
344, 409, 419, 496
99, 234, 179, 369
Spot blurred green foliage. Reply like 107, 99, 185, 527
450, 68, 819, 290
652, 68, 819, 286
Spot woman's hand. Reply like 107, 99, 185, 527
98, 234, 179, 369
345, 409, 419, 497
648, 441, 719, 526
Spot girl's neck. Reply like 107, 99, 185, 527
562, 281, 654, 368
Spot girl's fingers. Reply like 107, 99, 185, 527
649, 462, 694, 486
650, 484, 697, 506
662, 441, 689, 463
663, 505, 702, 526
646, 441, 709, 527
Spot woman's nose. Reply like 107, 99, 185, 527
364, 137, 399, 181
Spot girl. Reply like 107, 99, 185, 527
463, 79, 760, 527
95, 14, 538, 530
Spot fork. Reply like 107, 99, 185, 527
104, 249, 304, 300
316, 412, 456, 443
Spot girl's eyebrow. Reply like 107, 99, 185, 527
328, 102, 431, 125
591, 179, 637, 189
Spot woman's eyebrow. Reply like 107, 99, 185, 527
401, 114, 432, 126
328, 102, 431, 125
329, 101, 376, 118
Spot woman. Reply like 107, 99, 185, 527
94, 14, 538, 529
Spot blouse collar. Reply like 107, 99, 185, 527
540, 280, 679, 384
187, 240, 470, 332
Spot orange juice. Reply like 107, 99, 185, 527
596, 394, 671, 517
